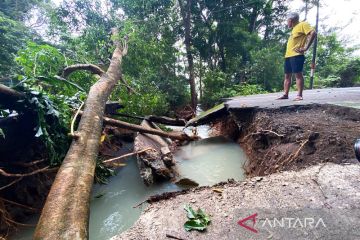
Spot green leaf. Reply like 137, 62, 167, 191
183, 205, 211, 231
35, 127, 43, 137
184, 205, 196, 219
184, 220, 207, 231
0, 128, 5, 139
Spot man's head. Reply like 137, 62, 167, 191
287, 12, 299, 28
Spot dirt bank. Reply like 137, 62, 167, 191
218, 104, 360, 176
114, 163, 360, 239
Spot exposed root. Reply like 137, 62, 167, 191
0, 197, 39, 212
0, 166, 57, 178
103, 148, 155, 165
0, 177, 23, 191
11, 159, 46, 167
242, 129, 284, 142
282, 139, 309, 165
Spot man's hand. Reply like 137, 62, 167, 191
295, 47, 306, 54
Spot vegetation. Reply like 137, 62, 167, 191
0, 0, 358, 171
184, 205, 211, 231
0, 0, 359, 236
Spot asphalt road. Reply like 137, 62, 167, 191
226, 87, 360, 109
187, 87, 360, 126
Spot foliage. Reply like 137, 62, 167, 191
0, 0, 48, 21
184, 205, 211, 231
16, 42, 65, 77
114, 85, 170, 117
201, 70, 267, 108
337, 58, 360, 87
305, 33, 359, 88
0, 13, 31, 79
248, 45, 284, 91
0, 128, 4, 139
119, 22, 189, 112
12, 87, 75, 166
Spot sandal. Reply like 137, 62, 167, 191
293, 95, 303, 101
277, 94, 289, 100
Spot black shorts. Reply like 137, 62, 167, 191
284, 55, 305, 74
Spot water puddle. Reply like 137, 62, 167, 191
175, 136, 247, 186
12, 128, 247, 240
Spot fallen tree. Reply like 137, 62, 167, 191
33, 28, 128, 240
111, 113, 187, 126
134, 120, 176, 185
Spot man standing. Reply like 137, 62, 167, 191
278, 12, 317, 101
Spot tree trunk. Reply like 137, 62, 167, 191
248, 5, 259, 33
34, 29, 127, 240
178, 0, 197, 112
134, 120, 175, 185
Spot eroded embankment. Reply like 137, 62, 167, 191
216, 104, 360, 176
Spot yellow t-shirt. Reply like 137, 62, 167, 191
285, 21, 314, 58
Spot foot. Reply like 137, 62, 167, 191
277, 94, 289, 100
293, 95, 303, 101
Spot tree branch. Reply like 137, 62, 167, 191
103, 148, 155, 165
0, 166, 58, 177
62, 64, 105, 78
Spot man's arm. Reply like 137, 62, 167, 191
295, 30, 317, 53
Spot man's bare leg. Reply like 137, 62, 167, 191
294, 72, 304, 100
284, 73, 292, 96
278, 73, 292, 99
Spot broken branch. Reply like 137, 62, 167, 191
62, 64, 105, 78
103, 148, 155, 165
103, 115, 193, 141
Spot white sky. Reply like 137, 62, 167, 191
290, 0, 360, 55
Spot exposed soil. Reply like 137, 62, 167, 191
220, 104, 360, 176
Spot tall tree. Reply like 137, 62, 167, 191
178, 0, 197, 112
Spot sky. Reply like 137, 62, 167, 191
290, 0, 360, 54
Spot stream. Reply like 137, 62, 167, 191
12, 125, 247, 240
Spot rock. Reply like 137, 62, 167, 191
175, 178, 199, 188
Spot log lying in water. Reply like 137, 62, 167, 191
134, 120, 176, 185
102, 115, 193, 141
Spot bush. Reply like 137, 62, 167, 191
201, 70, 267, 108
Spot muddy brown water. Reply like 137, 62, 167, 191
12, 126, 247, 240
